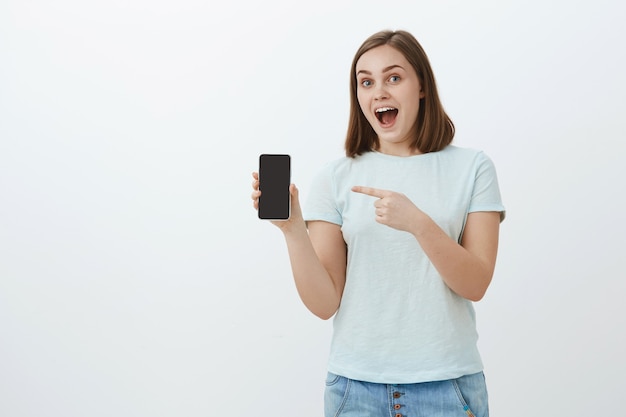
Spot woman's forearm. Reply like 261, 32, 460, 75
282, 223, 344, 320
410, 211, 500, 302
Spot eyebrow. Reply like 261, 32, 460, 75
357, 64, 405, 76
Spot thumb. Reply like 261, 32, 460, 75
289, 184, 303, 215
290, 183, 300, 205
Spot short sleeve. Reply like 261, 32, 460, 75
302, 162, 343, 226
469, 152, 506, 222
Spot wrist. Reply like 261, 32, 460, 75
409, 208, 430, 237
279, 218, 308, 237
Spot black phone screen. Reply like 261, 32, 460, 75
258, 154, 291, 220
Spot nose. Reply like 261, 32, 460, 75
374, 84, 389, 100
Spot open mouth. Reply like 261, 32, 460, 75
375, 107, 398, 126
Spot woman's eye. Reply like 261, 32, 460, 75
389, 75, 400, 83
361, 79, 372, 87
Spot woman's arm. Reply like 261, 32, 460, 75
410, 210, 500, 301
352, 186, 500, 301
252, 174, 346, 319
283, 218, 346, 319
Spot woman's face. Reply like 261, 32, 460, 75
355, 44, 424, 156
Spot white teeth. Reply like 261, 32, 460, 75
376, 107, 396, 113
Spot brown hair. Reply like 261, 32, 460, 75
345, 30, 455, 157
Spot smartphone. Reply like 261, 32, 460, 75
258, 154, 291, 220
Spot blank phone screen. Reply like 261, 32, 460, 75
258, 154, 290, 220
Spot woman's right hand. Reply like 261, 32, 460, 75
251, 172, 305, 233
252, 171, 346, 319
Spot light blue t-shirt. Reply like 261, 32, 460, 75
303, 145, 506, 384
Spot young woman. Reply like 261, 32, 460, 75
251, 29, 505, 417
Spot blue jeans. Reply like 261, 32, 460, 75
324, 371, 489, 417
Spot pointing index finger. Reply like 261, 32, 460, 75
351, 186, 389, 198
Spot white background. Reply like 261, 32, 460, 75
1, 0, 625, 416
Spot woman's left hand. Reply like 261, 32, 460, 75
351, 185, 424, 233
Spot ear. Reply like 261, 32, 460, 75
419, 89, 425, 99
